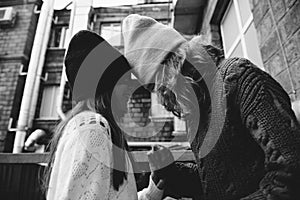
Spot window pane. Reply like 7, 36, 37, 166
245, 22, 264, 69
131, 73, 137, 80
221, 2, 239, 52
48, 26, 69, 48
63, 28, 70, 48
0, 10, 5, 18
51, 86, 60, 117
52, 28, 62, 47
238, 0, 252, 26
151, 93, 172, 118
40, 86, 59, 119
100, 23, 122, 46
230, 41, 243, 58
159, 20, 171, 26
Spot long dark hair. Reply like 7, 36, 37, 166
43, 30, 133, 193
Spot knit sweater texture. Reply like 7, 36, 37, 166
164, 58, 300, 200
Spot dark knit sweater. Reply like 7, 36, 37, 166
164, 58, 300, 200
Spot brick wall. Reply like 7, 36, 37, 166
0, 2, 40, 57
0, 0, 42, 152
251, 0, 300, 101
0, 62, 21, 151
122, 86, 174, 142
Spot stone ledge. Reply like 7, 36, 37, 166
0, 54, 28, 62
0, 0, 42, 7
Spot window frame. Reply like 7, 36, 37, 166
220, 0, 254, 59
100, 21, 123, 47
38, 84, 60, 120
48, 24, 69, 49
220, 0, 263, 70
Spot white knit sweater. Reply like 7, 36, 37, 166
47, 111, 163, 200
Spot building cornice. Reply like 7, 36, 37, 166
0, 54, 29, 62
0, 0, 42, 7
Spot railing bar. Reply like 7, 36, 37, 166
0, 150, 195, 164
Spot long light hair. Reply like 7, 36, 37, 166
154, 40, 224, 142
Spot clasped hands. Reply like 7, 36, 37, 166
147, 145, 175, 190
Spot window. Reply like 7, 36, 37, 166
100, 22, 122, 47
221, 0, 264, 69
158, 19, 171, 26
151, 92, 187, 139
0, 10, 5, 18
39, 85, 60, 119
48, 25, 69, 48
151, 93, 173, 119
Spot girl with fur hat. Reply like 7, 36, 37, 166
122, 14, 300, 200
44, 30, 164, 200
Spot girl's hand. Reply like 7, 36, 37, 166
147, 145, 175, 189
147, 145, 174, 172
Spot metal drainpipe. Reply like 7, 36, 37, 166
13, 0, 55, 153
27, 7, 54, 128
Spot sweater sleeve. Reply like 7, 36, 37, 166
47, 117, 113, 200
162, 162, 203, 199
236, 63, 300, 200
137, 176, 164, 200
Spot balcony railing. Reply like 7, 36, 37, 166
0, 150, 194, 200
0, 150, 194, 164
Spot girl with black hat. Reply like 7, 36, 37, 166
44, 30, 164, 200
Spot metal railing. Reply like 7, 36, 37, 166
0, 151, 194, 200
0, 150, 194, 164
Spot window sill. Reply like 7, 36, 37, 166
149, 116, 173, 122
34, 118, 60, 122
47, 47, 66, 50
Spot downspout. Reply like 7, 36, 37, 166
28, 6, 54, 127
13, 0, 55, 153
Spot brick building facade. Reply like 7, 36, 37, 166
33, 3, 176, 144
1, 0, 299, 152
0, 0, 178, 152
0, 0, 42, 152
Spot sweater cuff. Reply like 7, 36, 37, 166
147, 176, 164, 199
241, 190, 266, 200
138, 177, 164, 200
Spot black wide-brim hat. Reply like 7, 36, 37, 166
65, 30, 131, 102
